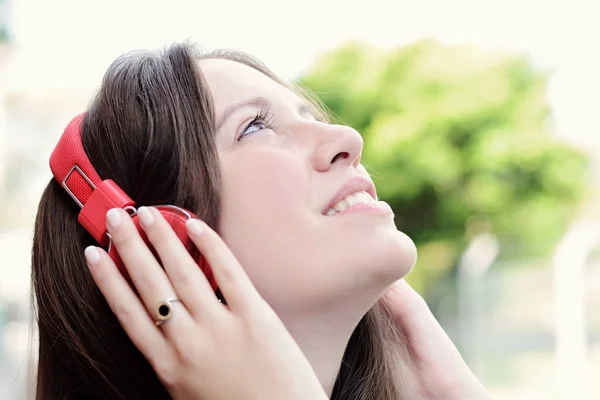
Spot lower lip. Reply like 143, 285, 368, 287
331, 201, 394, 216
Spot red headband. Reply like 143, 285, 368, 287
49, 114, 135, 246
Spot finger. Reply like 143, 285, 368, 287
185, 218, 263, 314
105, 208, 194, 326
137, 206, 221, 318
382, 280, 465, 359
382, 279, 430, 324
84, 245, 171, 366
383, 279, 444, 336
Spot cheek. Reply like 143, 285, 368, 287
217, 149, 313, 295
220, 149, 307, 220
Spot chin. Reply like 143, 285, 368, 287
314, 229, 417, 319
364, 227, 417, 285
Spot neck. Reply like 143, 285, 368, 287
287, 313, 358, 396
281, 289, 385, 397
277, 284, 392, 396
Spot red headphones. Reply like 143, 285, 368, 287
49, 113, 218, 292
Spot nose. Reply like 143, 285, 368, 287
311, 123, 363, 172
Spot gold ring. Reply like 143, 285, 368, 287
154, 298, 181, 326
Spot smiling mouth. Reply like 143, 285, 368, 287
325, 191, 377, 216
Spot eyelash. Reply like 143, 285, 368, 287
238, 109, 276, 141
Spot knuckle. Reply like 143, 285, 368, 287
112, 301, 134, 324
134, 271, 158, 293
218, 264, 237, 285
169, 263, 194, 287
214, 256, 239, 285
173, 336, 207, 367
152, 358, 179, 387
245, 305, 277, 333
175, 346, 198, 367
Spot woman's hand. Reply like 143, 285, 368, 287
84, 206, 328, 400
382, 279, 492, 400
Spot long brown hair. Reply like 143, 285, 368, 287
31, 43, 405, 400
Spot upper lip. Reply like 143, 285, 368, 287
322, 175, 378, 215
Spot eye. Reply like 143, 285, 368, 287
238, 109, 275, 141
243, 121, 268, 136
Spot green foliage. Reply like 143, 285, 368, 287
300, 40, 589, 294
0, 0, 10, 44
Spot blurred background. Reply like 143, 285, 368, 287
1, 0, 599, 398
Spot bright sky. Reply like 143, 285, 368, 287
5, 0, 600, 148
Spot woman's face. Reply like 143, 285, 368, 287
199, 59, 417, 318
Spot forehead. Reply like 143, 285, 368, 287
198, 58, 301, 115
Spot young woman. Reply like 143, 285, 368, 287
32, 43, 490, 399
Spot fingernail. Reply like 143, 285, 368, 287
186, 219, 203, 236
85, 246, 101, 265
137, 206, 154, 228
106, 208, 122, 229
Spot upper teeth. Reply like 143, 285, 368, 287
326, 191, 375, 216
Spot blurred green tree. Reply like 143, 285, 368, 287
0, 0, 10, 43
299, 40, 589, 294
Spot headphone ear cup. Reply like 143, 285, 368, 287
107, 207, 218, 292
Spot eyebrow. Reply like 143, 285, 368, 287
215, 96, 315, 131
